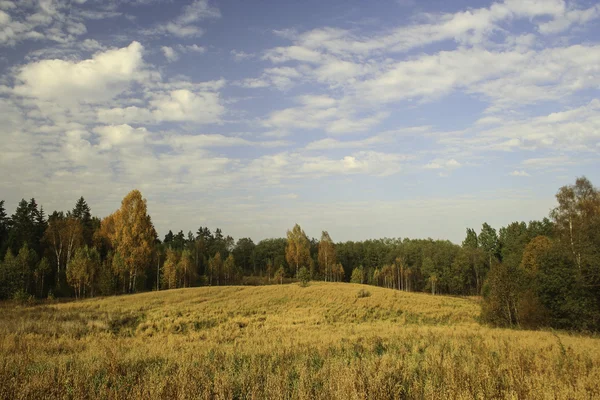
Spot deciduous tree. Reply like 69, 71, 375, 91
318, 231, 336, 281
285, 224, 311, 278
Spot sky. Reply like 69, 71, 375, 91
1, 0, 599, 244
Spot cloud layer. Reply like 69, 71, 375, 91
0, 0, 599, 243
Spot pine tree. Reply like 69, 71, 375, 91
8, 199, 35, 255
71, 197, 93, 245
0, 200, 10, 258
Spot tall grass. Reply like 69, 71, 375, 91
1, 282, 599, 399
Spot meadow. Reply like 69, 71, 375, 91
1, 282, 599, 399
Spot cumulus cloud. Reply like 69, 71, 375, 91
94, 124, 148, 150
161, 46, 179, 62
150, 89, 224, 123
14, 41, 147, 104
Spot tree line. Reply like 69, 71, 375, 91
0, 177, 598, 330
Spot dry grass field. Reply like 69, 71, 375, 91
1, 282, 599, 399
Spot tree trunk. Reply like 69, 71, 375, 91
506, 299, 513, 327
569, 217, 581, 271
157, 256, 160, 291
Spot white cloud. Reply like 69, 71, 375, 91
305, 127, 431, 150
242, 150, 409, 184
150, 0, 220, 37
538, 4, 600, 34
254, 1, 600, 116
231, 49, 253, 61
238, 67, 302, 90
14, 41, 147, 104
162, 133, 287, 149
424, 159, 462, 176
97, 106, 154, 125
261, 0, 582, 62
93, 124, 148, 150
299, 151, 406, 176
438, 99, 600, 154
263, 94, 387, 135
149, 89, 224, 124
510, 170, 531, 177
161, 46, 179, 62
521, 156, 572, 169
181, 44, 206, 53
0, 0, 125, 46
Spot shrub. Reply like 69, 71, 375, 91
13, 290, 34, 305
357, 289, 371, 298
298, 267, 310, 287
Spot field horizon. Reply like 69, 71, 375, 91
2, 282, 600, 399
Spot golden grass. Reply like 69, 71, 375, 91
1, 282, 599, 399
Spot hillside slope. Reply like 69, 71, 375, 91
1, 283, 599, 399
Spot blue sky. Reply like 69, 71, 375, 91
1, 0, 599, 243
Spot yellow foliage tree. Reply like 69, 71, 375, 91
100, 190, 156, 293
285, 224, 311, 278
162, 248, 179, 290
318, 231, 336, 282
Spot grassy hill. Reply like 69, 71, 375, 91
1, 282, 599, 399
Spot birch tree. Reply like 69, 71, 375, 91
285, 224, 311, 278
317, 231, 336, 281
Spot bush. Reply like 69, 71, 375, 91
13, 290, 34, 305
357, 289, 371, 298
298, 267, 310, 287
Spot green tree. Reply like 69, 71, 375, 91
0, 250, 20, 299
7, 199, 35, 255
66, 246, 100, 298
536, 245, 599, 330
34, 257, 51, 297
479, 223, 499, 268
233, 238, 255, 275
551, 177, 600, 276
498, 221, 529, 268
298, 266, 310, 286
71, 197, 94, 246
481, 260, 526, 327
462, 228, 478, 249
